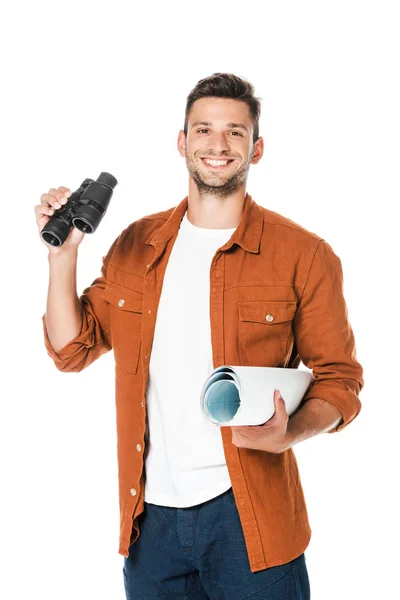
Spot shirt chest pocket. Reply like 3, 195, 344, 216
237, 300, 297, 367
101, 282, 143, 375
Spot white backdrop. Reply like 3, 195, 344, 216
1, 1, 399, 598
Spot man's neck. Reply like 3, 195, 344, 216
186, 180, 247, 229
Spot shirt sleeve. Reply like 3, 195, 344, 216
42, 233, 120, 372
293, 239, 364, 433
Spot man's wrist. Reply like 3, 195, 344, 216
48, 247, 78, 262
280, 426, 296, 452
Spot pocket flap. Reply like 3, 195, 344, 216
238, 300, 297, 324
101, 282, 143, 313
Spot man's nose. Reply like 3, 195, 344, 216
207, 131, 231, 151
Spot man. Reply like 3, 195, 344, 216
38, 72, 364, 599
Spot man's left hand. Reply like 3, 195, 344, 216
230, 389, 289, 454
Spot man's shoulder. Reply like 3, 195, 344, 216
259, 203, 322, 245
261, 206, 321, 240
104, 204, 176, 268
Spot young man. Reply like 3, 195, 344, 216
39, 73, 364, 599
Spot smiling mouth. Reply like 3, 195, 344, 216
201, 158, 235, 170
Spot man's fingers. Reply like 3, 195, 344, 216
40, 187, 72, 209
57, 186, 72, 195
34, 203, 54, 218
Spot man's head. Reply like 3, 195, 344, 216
178, 73, 264, 198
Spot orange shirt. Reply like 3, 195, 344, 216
42, 193, 364, 571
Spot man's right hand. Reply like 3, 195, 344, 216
35, 185, 85, 255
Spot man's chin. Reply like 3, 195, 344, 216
194, 177, 231, 190
191, 176, 244, 198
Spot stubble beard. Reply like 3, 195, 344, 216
185, 148, 254, 199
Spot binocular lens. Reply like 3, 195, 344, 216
42, 232, 62, 246
72, 218, 93, 233
42, 217, 71, 246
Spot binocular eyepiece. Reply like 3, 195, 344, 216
40, 172, 118, 246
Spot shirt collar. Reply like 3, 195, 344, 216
145, 192, 263, 254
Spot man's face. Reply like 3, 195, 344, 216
178, 97, 263, 198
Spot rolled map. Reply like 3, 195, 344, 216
200, 365, 314, 426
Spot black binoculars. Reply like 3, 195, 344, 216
40, 171, 118, 246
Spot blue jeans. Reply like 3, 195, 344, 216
123, 487, 311, 599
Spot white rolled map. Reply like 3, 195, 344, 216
200, 365, 314, 426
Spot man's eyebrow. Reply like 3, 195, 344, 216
191, 120, 249, 132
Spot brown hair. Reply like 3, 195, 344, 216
183, 73, 262, 144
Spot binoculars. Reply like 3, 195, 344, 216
40, 171, 118, 246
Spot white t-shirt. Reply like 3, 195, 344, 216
143, 210, 237, 507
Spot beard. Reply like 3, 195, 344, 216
185, 148, 254, 199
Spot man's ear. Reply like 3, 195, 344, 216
250, 136, 264, 165
177, 130, 186, 158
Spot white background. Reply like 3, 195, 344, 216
1, 1, 399, 598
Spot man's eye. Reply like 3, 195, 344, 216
197, 129, 242, 136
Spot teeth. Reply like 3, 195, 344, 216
204, 159, 230, 166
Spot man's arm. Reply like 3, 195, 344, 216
281, 397, 342, 451
231, 390, 344, 453
231, 238, 364, 453
45, 247, 83, 353
291, 238, 364, 434
42, 231, 122, 372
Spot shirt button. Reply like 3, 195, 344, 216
146, 264, 151, 269
118, 299, 125, 307
141, 400, 144, 407
266, 313, 274, 322
130, 488, 137, 496
136, 444, 142, 452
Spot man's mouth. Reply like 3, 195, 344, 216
200, 158, 235, 170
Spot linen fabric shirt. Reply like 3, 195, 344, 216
42, 192, 364, 572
